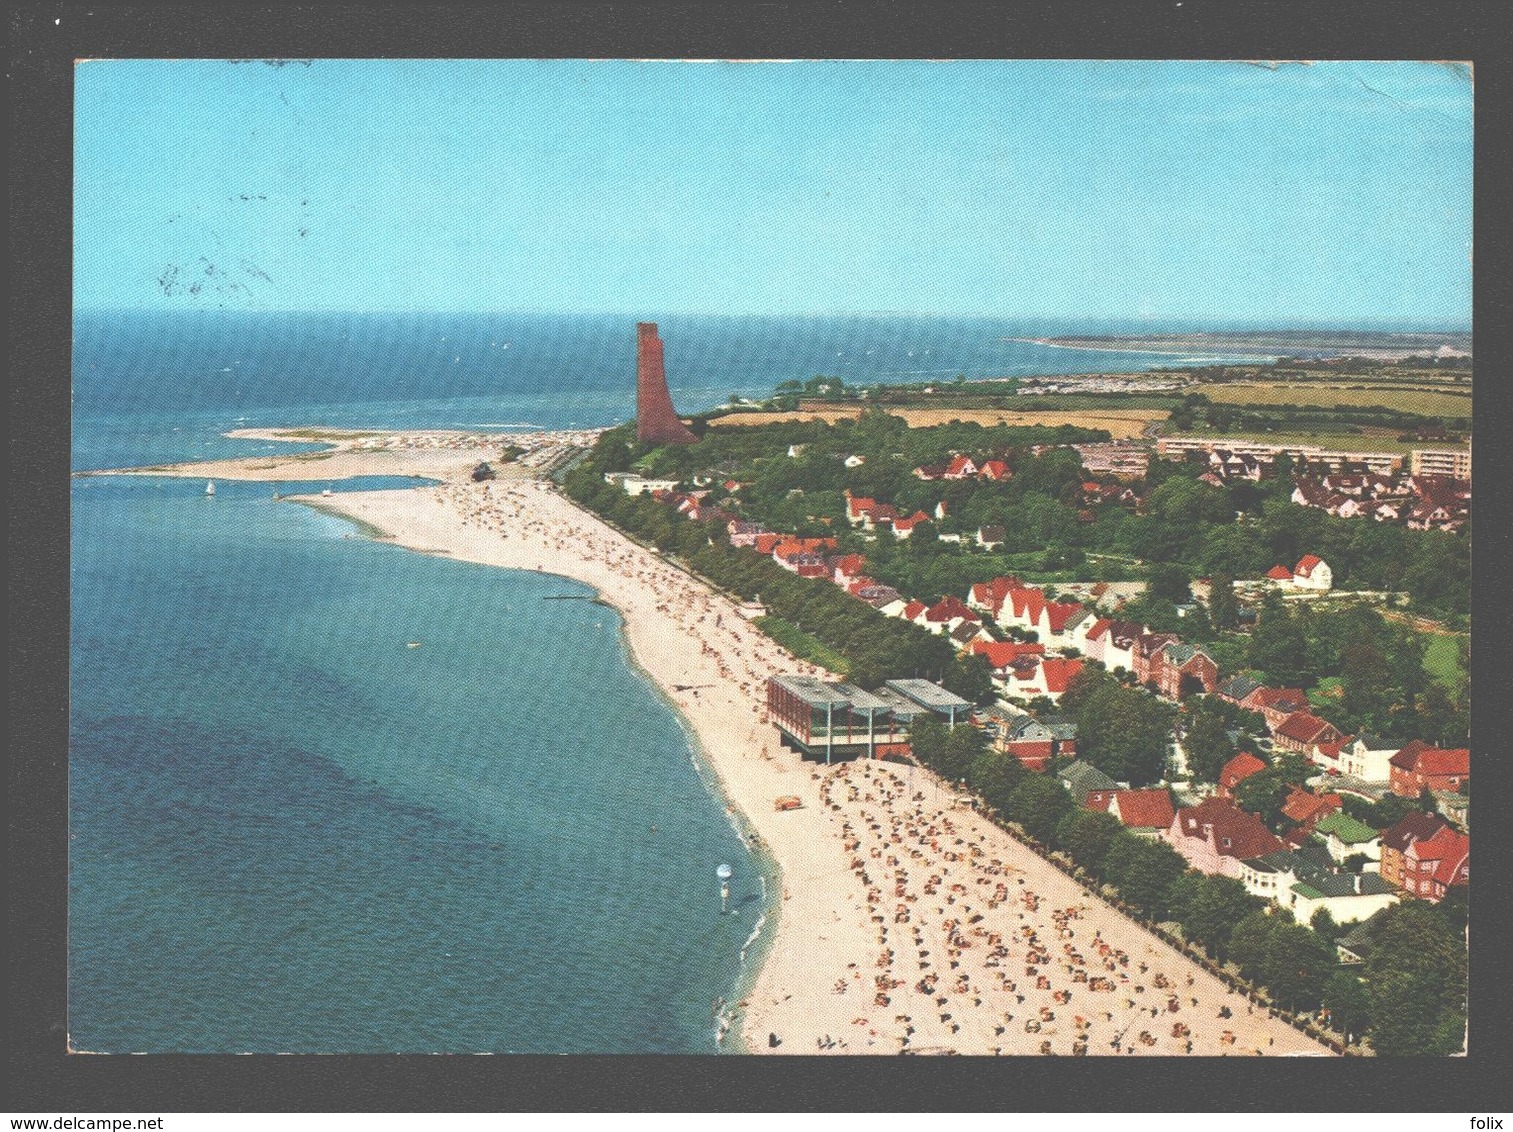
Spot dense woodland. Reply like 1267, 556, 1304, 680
1165, 389, 1471, 435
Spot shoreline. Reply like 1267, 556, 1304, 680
286, 473, 840, 1054
116, 428, 1335, 1056
602, 587, 785, 1054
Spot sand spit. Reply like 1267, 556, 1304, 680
78, 426, 597, 484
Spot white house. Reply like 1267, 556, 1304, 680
891, 511, 932, 540
1062, 608, 1094, 651
605, 472, 680, 496
1293, 555, 1333, 592
1084, 619, 1141, 674
942, 455, 979, 480
976, 525, 1006, 550
1239, 846, 1397, 926
1314, 812, 1383, 866
1338, 734, 1397, 782
1286, 874, 1399, 927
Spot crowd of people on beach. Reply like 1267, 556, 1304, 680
804, 761, 1311, 1055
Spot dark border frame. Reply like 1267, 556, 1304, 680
10, 0, 1511, 1113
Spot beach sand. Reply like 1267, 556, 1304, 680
82, 427, 556, 484
132, 429, 1333, 1056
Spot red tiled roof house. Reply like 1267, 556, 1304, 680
1388, 741, 1470, 798
1241, 686, 1312, 732
1163, 796, 1285, 879
1378, 810, 1453, 891
1107, 789, 1177, 836
1272, 711, 1344, 754
1401, 826, 1469, 903
1218, 752, 1267, 799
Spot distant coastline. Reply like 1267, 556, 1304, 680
1002, 337, 1280, 361
1007, 329, 1472, 363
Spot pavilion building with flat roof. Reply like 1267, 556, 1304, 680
884, 679, 972, 727
765, 675, 969, 763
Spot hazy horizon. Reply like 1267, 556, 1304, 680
72, 307, 1474, 334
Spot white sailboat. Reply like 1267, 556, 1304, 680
205, 480, 215, 496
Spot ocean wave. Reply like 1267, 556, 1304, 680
739, 909, 768, 967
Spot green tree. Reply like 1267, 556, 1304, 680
1417, 680, 1470, 748
1208, 571, 1239, 631
1201, 525, 1269, 579
1233, 753, 1313, 832
943, 651, 995, 706
909, 717, 949, 775
1184, 701, 1237, 785
676, 520, 711, 560
936, 723, 987, 784
1339, 639, 1396, 732
1054, 809, 1124, 880
1228, 910, 1276, 984
1147, 563, 1193, 604
1309, 907, 1341, 943
1248, 602, 1315, 687
1436, 886, 1468, 934
1067, 669, 1176, 787
1365, 902, 1467, 1056
968, 750, 1027, 816
1170, 874, 1261, 961
1103, 833, 1188, 921
1260, 922, 1333, 1012
589, 429, 635, 473
1339, 792, 1416, 830
1271, 452, 1295, 487
1323, 971, 1372, 1044
1166, 872, 1206, 934
1006, 775, 1074, 846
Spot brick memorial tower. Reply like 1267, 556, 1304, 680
636, 322, 698, 445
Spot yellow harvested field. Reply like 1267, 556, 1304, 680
709, 406, 1160, 438
1199, 383, 1471, 416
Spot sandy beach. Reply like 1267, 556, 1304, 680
80, 427, 593, 485
124, 430, 1333, 1056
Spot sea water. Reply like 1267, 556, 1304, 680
68, 309, 1257, 1053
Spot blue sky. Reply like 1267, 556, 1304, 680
74, 59, 1472, 323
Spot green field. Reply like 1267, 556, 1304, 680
753, 615, 851, 675
1199, 383, 1472, 417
